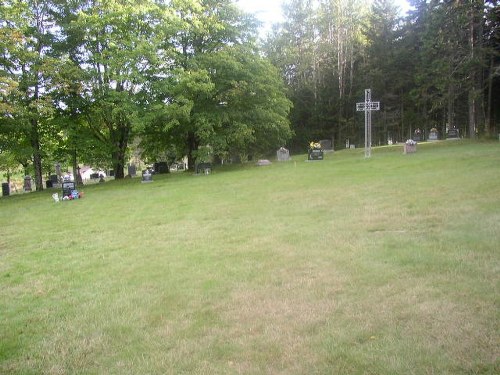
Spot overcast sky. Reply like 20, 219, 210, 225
236, 0, 411, 37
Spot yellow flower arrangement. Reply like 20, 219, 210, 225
309, 141, 322, 150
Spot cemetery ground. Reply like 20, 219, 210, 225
0, 141, 499, 374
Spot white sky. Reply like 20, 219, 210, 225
236, 0, 412, 36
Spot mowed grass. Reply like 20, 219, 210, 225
0, 141, 499, 374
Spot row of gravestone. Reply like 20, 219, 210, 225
3, 144, 311, 194
413, 128, 460, 142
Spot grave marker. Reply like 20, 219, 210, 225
319, 139, 333, 152
128, 164, 137, 177
428, 128, 439, 141
276, 147, 290, 161
141, 169, 153, 183
447, 127, 460, 139
23, 176, 32, 192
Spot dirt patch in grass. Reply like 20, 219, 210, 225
219, 264, 345, 373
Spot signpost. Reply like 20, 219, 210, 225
356, 89, 380, 158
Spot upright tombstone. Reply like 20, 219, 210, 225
196, 163, 212, 175
62, 181, 76, 197
428, 128, 439, 141
128, 164, 137, 177
154, 162, 169, 174
404, 140, 417, 154
141, 169, 153, 183
413, 128, 423, 142
24, 176, 33, 192
447, 127, 460, 139
276, 147, 290, 161
2, 182, 9, 196
319, 139, 334, 153
308, 142, 323, 160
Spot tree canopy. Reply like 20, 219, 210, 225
1, 0, 292, 187
265, 0, 499, 150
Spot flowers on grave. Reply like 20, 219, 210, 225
405, 139, 417, 146
62, 190, 83, 200
309, 141, 322, 150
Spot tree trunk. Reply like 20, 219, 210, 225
486, 55, 493, 134
110, 121, 130, 179
112, 136, 127, 179
467, 0, 484, 139
112, 147, 126, 179
30, 119, 43, 191
447, 84, 454, 130
187, 131, 198, 171
72, 149, 83, 186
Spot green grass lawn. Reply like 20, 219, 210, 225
1, 141, 499, 374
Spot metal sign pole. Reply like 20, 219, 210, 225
365, 89, 371, 158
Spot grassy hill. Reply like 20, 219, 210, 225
1, 141, 499, 374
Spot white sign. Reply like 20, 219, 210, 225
356, 102, 380, 111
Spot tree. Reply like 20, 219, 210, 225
0, 0, 64, 190
57, 0, 170, 179
141, 0, 291, 167
265, 0, 369, 149
363, 0, 402, 143
401, 0, 492, 139
484, 1, 500, 135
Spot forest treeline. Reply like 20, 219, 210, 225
1, 0, 499, 191
265, 0, 499, 151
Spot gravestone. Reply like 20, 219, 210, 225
62, 181, 76, 197
447, 128, 460, 139
308, 149, 323, 160
128, 164, 137, 177
319, 139, 333, 152
256, 159, 272, 166
276, 147, 290, 161
196, 163, 212, 175
413, 128, 423, 142
2, 182, 9, 196
154, 162, 169, 174
428, 129, 439, 141
141, 169, 153, 183
24, 176, 33, 192
404, 141, 417, 154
